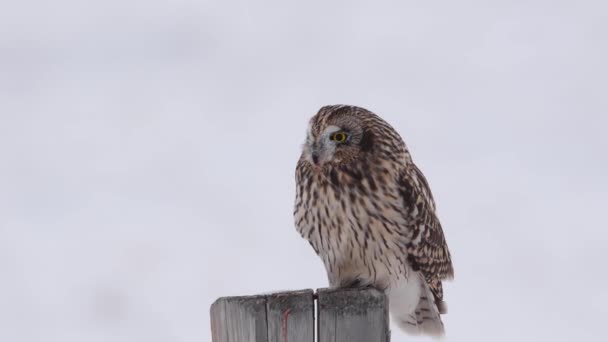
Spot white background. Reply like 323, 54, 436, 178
1, 1, 607, 341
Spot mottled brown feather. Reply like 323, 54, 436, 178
398, 165, 454, 308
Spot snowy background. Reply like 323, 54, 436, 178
1, 1, 607, 341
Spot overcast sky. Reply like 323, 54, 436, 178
1, 1, 607, 341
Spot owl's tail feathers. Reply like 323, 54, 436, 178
395, 297, 445, 338
389, 275, 446, 338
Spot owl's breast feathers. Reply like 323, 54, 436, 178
294, 155, 453, 306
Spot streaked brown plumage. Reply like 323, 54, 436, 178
294, 105, 454, 336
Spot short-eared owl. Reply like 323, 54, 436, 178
294, 105, 454, 336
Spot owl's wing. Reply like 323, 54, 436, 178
399, 164, 454, 307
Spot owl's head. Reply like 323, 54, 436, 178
302, 105, 379, 168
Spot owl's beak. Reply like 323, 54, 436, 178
310, 141, 323, 166
311, 152, 320, 165
309, 141, 328, 167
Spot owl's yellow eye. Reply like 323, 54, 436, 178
330, 132, 349, 143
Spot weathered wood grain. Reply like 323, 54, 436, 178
266, 289, 314, 342
211, 287, 388, 342
210, 294, 268, 342
317, 287, 390, 342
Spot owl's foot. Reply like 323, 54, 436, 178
342, 278, 365, 288
340, 278, 384, 290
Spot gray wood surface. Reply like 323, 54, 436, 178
266, 289, 314, 342
210, 294, 268, 342
211, 287, 388, 342
317, 287, 390, 342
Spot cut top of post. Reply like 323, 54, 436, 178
210, 287, 389, 342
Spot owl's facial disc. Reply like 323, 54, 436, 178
306, 125, 345, 166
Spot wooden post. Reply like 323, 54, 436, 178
210, 287, 389, 342
317, 287, 389, 342
210, 294, 268, 342
266, 290, 315, 342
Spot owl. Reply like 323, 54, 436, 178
294, 105, 454, 336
